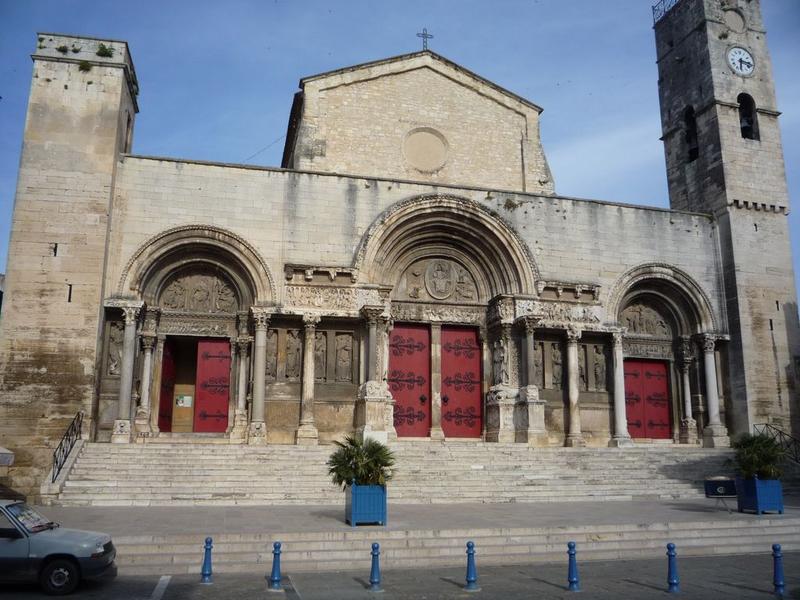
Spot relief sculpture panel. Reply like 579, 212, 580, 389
335, 334, 353, 382
621, 303, 671, 337
285, 330, 302, 380
265, 329, 278, 381
593, 345, 607, 391
397, 258, 478, 303
314, 332, 327, 382
159, 270, 238, 313
550, 342, 563, 390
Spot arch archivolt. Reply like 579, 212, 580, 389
355, 194, 538, 301
117, 225, 276, 307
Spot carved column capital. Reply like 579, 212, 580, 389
140, 334, 156, 352
142, 308, 160, 335
302, 313, 321, 331
566, 325, 582, 343
360, 305, 384, 325
517, 314, 542, 334
250, 307, 271, 330
611, 330, 624, 348
122, 305, 141, 325
698, 333, 716, 353
236, 337, 252, 354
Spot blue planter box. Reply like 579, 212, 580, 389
736, 477, 783, 515
345, 484, 387, 527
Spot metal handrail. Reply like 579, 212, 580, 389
753, 423, 800, 465
652, 0, 681, 24
52, 411, 83, 483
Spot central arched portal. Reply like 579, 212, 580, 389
357, 195, 538, 440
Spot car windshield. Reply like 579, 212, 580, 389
5, 502, 55, 533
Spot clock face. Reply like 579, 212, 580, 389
727, 47, 755, 76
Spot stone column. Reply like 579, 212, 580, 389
564, 327, 585, 447
134, 334, 155, 435
609, 331, 632, 447
700, 334, 729, 447
296, 314, 321, 445
678, 337, 698, 444
356, 306, 392, 444
248, 308, 270, 444
149, 335, 165, 433
517, 315, 547, 445
429, 323, 445, 441
231, 337, 251, 439
380, 316, 397, 441
112, 304, 141, 443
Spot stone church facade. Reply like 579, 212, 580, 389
1, 0, 798, 495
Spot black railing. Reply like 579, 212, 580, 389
652, 0, 681, 24
52, 411, 83, 483
753, 423, 800, 465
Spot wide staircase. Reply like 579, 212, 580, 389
55, 441, 739, 507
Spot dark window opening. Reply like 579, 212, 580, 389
683, 107, 699, 162
776, 301, 780, 311
769, 319, 774, 331
738, 93, 759, 140
51, 242, 58, 257
124, 114, 133, 153
67, 284, 73, 303
754, 223, 758, 232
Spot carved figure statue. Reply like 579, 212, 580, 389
551, 343, 563, 390
190, 280, 211, 311
216, 281, 237, 312
314, 331, 326, 381
533, 342, 543, 387
594, 345, 606, 391
265, 330, 277, 380
335, 334, 353, 382
579, 347, 587, 391
107, 322, 124, 376
286, 330, 302, 379
454, 267, 476, 301
492, 339, 508, 386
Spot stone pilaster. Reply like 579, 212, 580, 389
678, 336, 698, 444
517, 315, 547, 445
609, 330, 633, 447
699, 334, 729, 447
134, 334, 155, 436
564, 326, 585, 447
111, 302, 142, 443
356, 306, 392, 444
296, 314, 321, 445
248, 308, 270, 444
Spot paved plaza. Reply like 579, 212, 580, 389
0, 552, 797, 599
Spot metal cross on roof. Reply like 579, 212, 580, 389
416, 28, 433, 51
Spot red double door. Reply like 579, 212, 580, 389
157, 338, 231, 433
388, 324, 482, 438
624, 359, 671, 439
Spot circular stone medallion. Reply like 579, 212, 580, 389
403, 128, 448, 173
723, 10, 746, 33
425, 260, 456, 300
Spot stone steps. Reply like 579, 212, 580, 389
111, 517, 800, 575
52, 441, 741, 506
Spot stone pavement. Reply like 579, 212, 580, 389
1, 552, 797, 599
35, 496, 800, 538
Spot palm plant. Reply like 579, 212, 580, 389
732, 433, 785, 479
327, 435, 396, 489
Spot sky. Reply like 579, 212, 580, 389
0, 0, 798, 290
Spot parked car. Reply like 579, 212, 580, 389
0, 498, 116, 595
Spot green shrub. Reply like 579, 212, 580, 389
56, 45, 69, 54
327, 435, 395, 489
96, 43, 114, 58
78, 61, 92, 73
732, 433, 785, 479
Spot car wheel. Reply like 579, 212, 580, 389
39, 558, 80, 596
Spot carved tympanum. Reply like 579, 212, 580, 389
159, 270, 239, 313
397, 258, 478, 303
621, 303, 671, 337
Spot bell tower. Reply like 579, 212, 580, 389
654, 0, 799, 437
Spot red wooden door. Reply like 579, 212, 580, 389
194, 339, 231, 433
441, 326, 482, 438
158, 339, 175, 432
625, 359, 671, 439
388, 324, 431, 437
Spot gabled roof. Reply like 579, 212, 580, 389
298, 50, 543, 113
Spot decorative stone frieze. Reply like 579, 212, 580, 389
390, 301, 484, 325
535, 281, 601, 303
284, 284, 388, 315
284, 264, 359, 284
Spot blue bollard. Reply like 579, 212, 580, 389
567, 541, 580, 592
464, 541, 480, 592
667, 542, 679, 593
369, 542, 383, 592
773, 544, 785, 598
200, 537, 213, 584
267, 541, 283, 592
